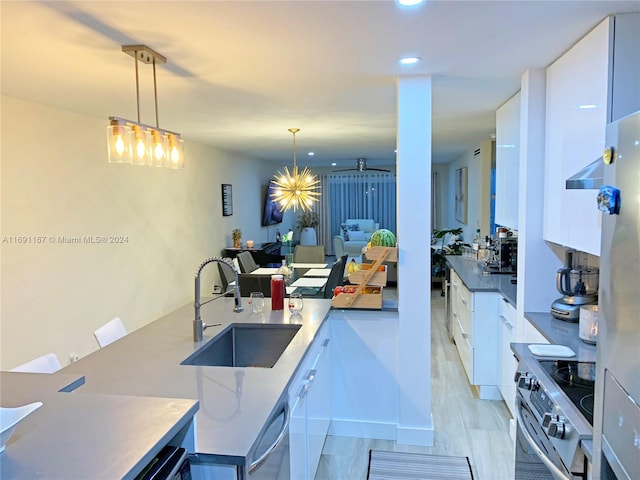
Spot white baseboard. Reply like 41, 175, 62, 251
329, 418, 397, 440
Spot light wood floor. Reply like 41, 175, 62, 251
315, 289, 515, 480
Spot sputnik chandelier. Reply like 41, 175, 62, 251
271, 128, 320, 212
106, 45, 184, 169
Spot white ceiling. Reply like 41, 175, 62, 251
2, 1, 639, 169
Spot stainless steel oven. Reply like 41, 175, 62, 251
514, 355, 594, 480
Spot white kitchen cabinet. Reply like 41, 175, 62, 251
543, 18, 609, 255
329, 309, 399, 439
498, 297, 518, 418
450, 270, 500, 399
495, 91, 521, 230
288, 322, 331, 480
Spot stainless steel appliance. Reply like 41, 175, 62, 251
550, 249, 599, 322
139, 446, 191, 480
514, 354, 594, 480
592, 111, 640, 480
245, 396, 290, 479
443, 263, 453, 340
481, 237, 518, 274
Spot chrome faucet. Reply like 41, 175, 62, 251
194, 257, 243, 341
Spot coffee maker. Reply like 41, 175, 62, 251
550, 249, 599, 322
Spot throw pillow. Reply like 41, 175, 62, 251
348, 223, 360, 232
341, 223, 349, 241
348, 230, 366, 241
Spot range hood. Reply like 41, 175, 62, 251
566, 156, 603, 190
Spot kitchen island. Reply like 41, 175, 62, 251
60, 297, 333, 470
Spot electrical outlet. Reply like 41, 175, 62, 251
69, 354, 79, 363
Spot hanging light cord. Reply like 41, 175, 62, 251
135, 51, 141, 124
153, 57, 159, 128
289, 127, 300, 169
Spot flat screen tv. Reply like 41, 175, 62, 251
262, 180, 284, 226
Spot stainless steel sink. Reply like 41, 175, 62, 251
181, 323, 301, 368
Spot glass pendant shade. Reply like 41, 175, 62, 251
107, 121, 132, 163
150, 130, 169, 167
129, 125, 151, 165
167, 133, 185, 169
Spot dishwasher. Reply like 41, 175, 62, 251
244, 395, 290, 479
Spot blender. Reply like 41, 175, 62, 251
550, 249, 599, 322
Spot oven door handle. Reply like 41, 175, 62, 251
515, 403, 571, 480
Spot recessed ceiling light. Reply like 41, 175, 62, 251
331, 162, 337, 166
399, 56, 422, 65
308, 151, 315, 156
577, 104, 598, 109
397, 0, 426, 6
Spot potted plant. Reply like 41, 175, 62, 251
297, 211, 319, 246
431, 227, 464, 278
232, 229, 242, 249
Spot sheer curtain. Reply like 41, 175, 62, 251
317, 172, 397, 255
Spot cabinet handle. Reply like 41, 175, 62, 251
322, 338, 330, 348
502, 297, 509, 304
505, 322, 513, 329
306, 369, 317, 384
499, 315, 507, 323
461, 298, 468, 306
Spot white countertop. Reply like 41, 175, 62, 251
59, 297, 332, 461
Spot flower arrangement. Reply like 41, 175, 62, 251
282, 229, 294, 264
297, 211, 320, 229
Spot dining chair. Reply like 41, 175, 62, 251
293, 245, 325, 264
237, 273, 272, 297
237, 251, 258, 273
11, 352, 62, 374
323, 257, 346, 299
94, 317, 128, 348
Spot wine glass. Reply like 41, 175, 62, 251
288, 292, 304, 315
249, 292, 265, 313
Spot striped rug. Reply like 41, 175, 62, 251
367, 450, 474, 480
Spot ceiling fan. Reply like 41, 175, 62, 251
332, 158, 391, 173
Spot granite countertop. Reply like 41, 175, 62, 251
0, 372, 198, 479
60, 297, 333, 463
523, 311, 596, 363
446, 256, 517, 306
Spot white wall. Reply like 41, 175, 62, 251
444, 140, 492, 243
0, 96, 280, 369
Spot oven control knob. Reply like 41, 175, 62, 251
518, 374, 537, 390
514, 371, 527, 383
542, 413, 559, 428
548, 420, 566, 439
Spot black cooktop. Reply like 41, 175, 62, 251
537, 360, 595, 426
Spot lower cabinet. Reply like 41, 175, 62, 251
289, 322, 331, 480
450, 270, 500, 399
498, 297, 518, 418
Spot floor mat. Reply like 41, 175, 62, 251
367, 450, 474, 480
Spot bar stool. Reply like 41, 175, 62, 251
11, 353, 62, 373
94, 317, 127, 348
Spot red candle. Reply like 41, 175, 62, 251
270, 274, 285, 310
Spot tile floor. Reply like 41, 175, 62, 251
314, 289, 515, 479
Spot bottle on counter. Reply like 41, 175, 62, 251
270, 274, 285, 310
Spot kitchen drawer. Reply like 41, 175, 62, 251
453, 315, 473, 383
458, 281, 473, 312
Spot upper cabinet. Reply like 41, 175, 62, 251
543, 18, 609, 256
495, 91, 521, 230
607, 13, 640, 123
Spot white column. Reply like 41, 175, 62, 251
396, 75, 434, 446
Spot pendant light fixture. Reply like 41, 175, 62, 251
107, 45, 184, 169
271, 128, 320, 212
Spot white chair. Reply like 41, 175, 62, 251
11, 353, 62, 374
94, 317, 127, 348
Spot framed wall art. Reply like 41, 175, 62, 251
455, 167, 467, 224
222, 184, 233, 216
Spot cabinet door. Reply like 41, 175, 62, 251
495, 91, 521, 230
543, 18, 609, 255
288, 383, 308, 480
498, 299, 517, 418
306, 337, 331, 480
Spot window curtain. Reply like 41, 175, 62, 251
319, 172, 397, 255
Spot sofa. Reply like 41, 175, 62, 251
333, 219, 379, 260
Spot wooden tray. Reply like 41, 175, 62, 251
365, 246, 398, 262
348, 264, 387, 287
331, 286, 383, 309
